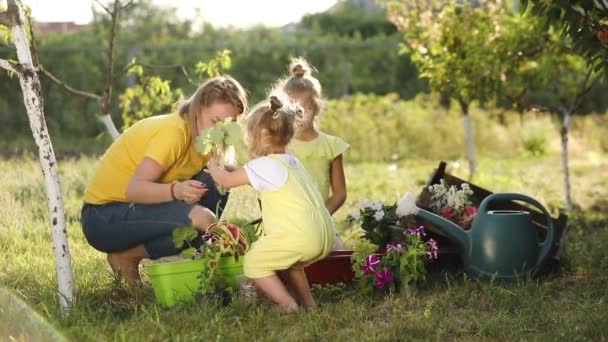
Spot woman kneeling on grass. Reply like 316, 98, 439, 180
81, 76, 247, 284
206, 94, 335, 313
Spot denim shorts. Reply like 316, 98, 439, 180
81, 171, 228, 259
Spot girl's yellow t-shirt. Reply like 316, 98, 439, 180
289, 132, 349, 201
84, 113, 208, 205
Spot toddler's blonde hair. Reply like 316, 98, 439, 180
246, 94, 303, 157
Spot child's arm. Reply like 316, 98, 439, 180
326, 155, 347, 214
206, 157, 250, 189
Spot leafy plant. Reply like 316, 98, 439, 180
196, 119, 247, 193
521, 0, 608, 78
171, 219, 260, 296
347, 199, 412, 247
195, 49, 232, 80
119, 64, 184, 129
119, 50, 233, 130
351, 226, 438, 295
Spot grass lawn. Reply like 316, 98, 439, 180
1, 154, 607, 341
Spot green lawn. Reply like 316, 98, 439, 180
1, 154, 607, 341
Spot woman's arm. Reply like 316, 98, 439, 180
125, 157, 207, 204
326, 155, 347, 214
206, 158, 250, 189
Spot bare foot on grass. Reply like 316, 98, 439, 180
277, 302, 300, 314
107, 251, 143, 285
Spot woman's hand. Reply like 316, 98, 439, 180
174, 180, 208, 204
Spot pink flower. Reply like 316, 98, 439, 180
360, 255, 381, 275
465, 205, 478, 218
202, 233, 218, 245
387, 243, 404, 254
404, 226, 426, 237
426, 238, 439, 260
374, 268, 394, 289
441, 206, 455, 219
459, 206, 478, 228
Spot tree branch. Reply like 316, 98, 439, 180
26, 9, 39, 67
0, 58, 17, 73
39, 65, 102, 101
100, 0, 120, 115
120, 0, 135, 10
571, 67, 596, 113
0, 0, 21, 27
93, 0, 112, 15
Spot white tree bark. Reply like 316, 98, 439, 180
460, 103, 477, 177
560, 110, 572, 211
1, 0, 74, 313
100, 113, 120, 140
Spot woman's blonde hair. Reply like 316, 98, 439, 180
273, 57, 323, 116
246, 94, 303, 158
178, 75, 248, 141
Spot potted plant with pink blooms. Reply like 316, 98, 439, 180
347, 197, 439, 295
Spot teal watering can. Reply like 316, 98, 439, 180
398, 193, 555, 281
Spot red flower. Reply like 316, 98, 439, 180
441, 206, 455, 219
226, 224, 240, 240
459, 206, 478, 228
464, 205, 478, 218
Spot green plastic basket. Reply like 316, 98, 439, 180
145, 256, 244, 307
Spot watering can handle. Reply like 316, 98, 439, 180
478, 193, 555, 274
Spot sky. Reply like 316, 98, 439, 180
26, 0, 338, 28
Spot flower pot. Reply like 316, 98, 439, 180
145, 256, 243, 307
304, 251, 355, 285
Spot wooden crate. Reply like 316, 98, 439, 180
416, 161, 569, 263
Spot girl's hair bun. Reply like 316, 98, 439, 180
269, 95, 283, 112
289, 57, 310, 78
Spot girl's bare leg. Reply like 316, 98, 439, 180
282, 267, 316, 309
251, 274, 299, 313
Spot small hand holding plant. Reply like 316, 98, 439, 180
196, 118, 247, 194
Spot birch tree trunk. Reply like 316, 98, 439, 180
0, 0, 74, 313
459, 100, 477, 177
100, 113, 120, 140
560, 110, 572, 211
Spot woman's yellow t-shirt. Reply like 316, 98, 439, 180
289, 132, 349, 201
84, 113, 208, 205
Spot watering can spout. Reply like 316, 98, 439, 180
397, 192, 470, 252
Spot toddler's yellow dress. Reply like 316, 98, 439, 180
244, 154, 335, 278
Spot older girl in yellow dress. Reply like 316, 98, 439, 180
273, 57, 349, 249
206, 95, 335, 313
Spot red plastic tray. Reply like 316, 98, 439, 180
304, 251, 355, 285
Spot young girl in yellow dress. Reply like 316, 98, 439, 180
274, 57, 349, 249
206, 94, 335, 313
